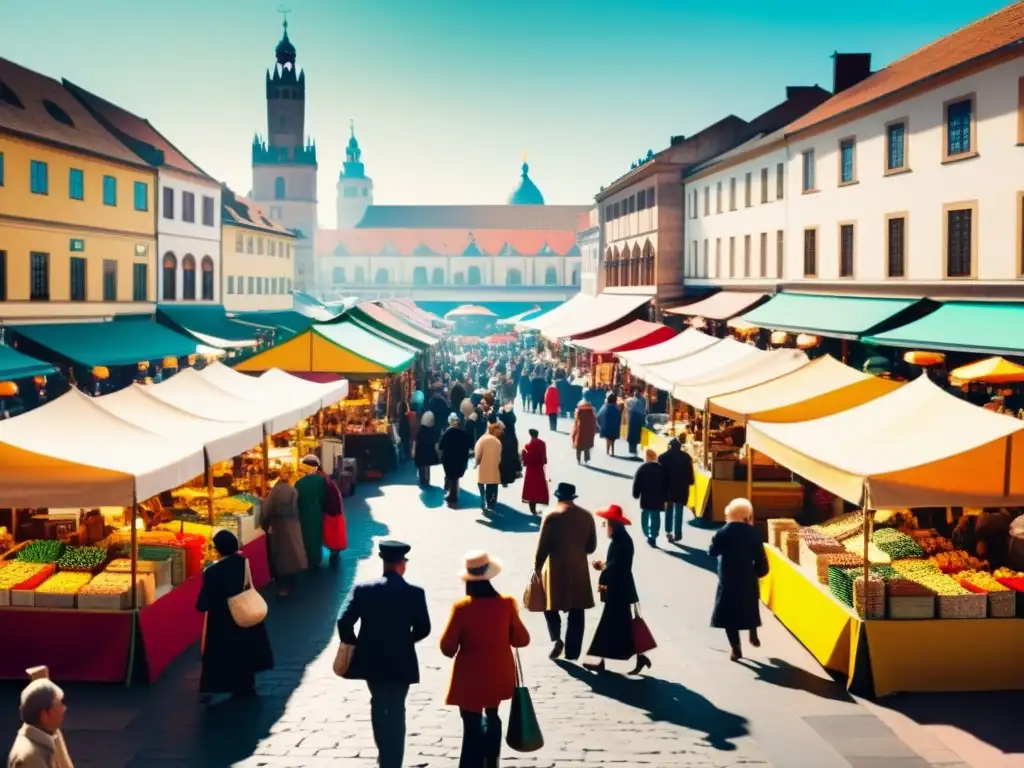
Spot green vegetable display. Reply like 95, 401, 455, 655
56, 546, 107, 571
872, 528, 925, 560
15, 540, 65, 564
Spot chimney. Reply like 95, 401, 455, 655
832, 52, 872, 94
670, 135, 686, 146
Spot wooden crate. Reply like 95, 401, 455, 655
988, 591, 1016, 618
937, 593, 987, 619
888, 595, 935, 619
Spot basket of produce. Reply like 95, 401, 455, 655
15, 540, 66, 564
936, 592, 988, 619
783, 531, 800, 563
854, 575, 885, 619
767, 519, 799, 549
55, 546, 108, 574
0, 562, 53, 605
930, 550, 988, 574
871, 529, 925, 560
34, 572, 93, 609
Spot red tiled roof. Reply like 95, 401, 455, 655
786, 3, 1024, 134
63, 80, 212, 180
0, 57, 146, 166
221, 185, 293, 236
317, 228, 578, 257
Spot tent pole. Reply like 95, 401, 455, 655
126, 488, 139, 687
746, 446, 754, 502
206, 464, 215, 527
862, 507, 872, 618
262, 432, 270, 496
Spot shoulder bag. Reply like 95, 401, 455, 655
227, 557, 268, 628
505, 649, 544, 752
522, 570, 546, 613
631, 603, 657, 655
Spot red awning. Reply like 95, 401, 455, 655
573, 320, 677, 354
665, 291, 768, 320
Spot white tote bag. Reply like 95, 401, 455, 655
228, 558, 268, 628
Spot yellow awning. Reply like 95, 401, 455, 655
747, 376, 1024, 509
710, 355, 903, 423
671, 349, 808, 409
234, 330, 390, 375
950, 356, 1024, 385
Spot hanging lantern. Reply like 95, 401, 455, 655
770, 331, 788, 346
92, 366, 110, 380
137, 361, 150, 372
163, 356, 179, 369
863, 356, 892, 375
0, 381, 18, 397
903, 351, 945, 366
795, 334, 820, 349
33, 375, 47, 387
187, 354, 197, 366
727, 319, 758, 335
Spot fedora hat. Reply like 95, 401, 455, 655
596, 504, 631, 526
459, 551, 502, 582
553, 482, 577, 501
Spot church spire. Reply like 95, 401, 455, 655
343, 119, 365, 178
274, 6, 296, 67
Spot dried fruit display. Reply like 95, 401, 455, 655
872, 529, 925, 559
912, 534, 954, 555
0, 562, 49, 589
15, 540, 65, 564
994, 567, 1024, 579
811, 512, 864, 540
958, 570, 1010, 593
892, 559, 970, 596
929, 550, 987, 574
36, 572, 93, 594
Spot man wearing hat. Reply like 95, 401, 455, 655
337, 540, 431, 768
533, 482, 598, 660
295, 454, 327, 569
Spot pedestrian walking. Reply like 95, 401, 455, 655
518, 367, 531, 407
502, 375, 518, 408
196, 530, 274, 702
530, 372, 546, 414
440, 551, 531, 767
260, 465, 308, 596
544, 381, 560, 431
450, 381, 467, 417
709, 498, 769, 661
414, 411, 441, 487
520, 428, 549, 515
337, 541, 431, 768
597, 394, 621, 456
474, 422, 503, 512
440, 412, 471, 508
534, 482, 598, 661
498, 404, 521, 487
632, 449, 668, 547
624, 390, 646, 457
571, 399, 597, 463
295, 454, 328, 569
396, 402, 412, 461
584, 505, 651, 675
8, 678, 73, 768
658, 438, 695, 542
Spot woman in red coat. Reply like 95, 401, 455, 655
544, 382, 560, 431
520, 428, 549, 515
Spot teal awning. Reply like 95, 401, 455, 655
231, 310, 314, 336
0, 344, 56, 380
334, 303, 437, 350
13, 320, 198, 368
314, 321, 417, 372
739, 293, 920, 339
157, 305, 270, 348
865, 301, 1024, 356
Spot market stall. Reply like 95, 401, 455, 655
748, 376, 1024, 696
540, 294, 651, 344
571, 320, 676, 389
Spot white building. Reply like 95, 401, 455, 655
65, 81, 223, 304
578, 206, 601, 295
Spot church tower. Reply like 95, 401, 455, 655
336, 121, 374, 229
251, 13, 319, 294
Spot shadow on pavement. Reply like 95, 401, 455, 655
475, 502, 541, 533
419, 485, 446, 508
554, 659, 749, 752
737, 657, 851, 701
584, 465, 635, 480
662, 543, 718, 574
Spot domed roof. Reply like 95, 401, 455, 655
275, 23, 296, 66
508, 161, 545, 206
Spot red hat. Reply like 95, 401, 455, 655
595, 504, 631, 525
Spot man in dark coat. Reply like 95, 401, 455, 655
439, 413, 471, 507
449, 381, 467, 415
632, 449, 668, 547
530, 372, 546, 414
337, 541, 431, 768
658, 438, 695, 543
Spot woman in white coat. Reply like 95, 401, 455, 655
474, 421, 504, 513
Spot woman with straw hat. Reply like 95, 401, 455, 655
440, 551, 531, 767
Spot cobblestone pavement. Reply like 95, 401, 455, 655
1, 408, 1017, 767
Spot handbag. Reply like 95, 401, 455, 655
332, 642, 355, 677
505, 649, 544, 753
227, 558, 268, 628
631, 604, 657, 655
522, 571, 546, 613
323, 512, 348, 552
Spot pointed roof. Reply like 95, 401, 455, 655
536, 241, 557, 256
564, 243, 581, 256
412, 243, 436, 256
497, 242, 520, 257
275, 19, 297, 67
333, 242, 349, 256
508, 160, 545, 205
462, 239, 484, 257
379, 241, 400, 256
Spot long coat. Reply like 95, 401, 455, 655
337, 571, 431, 684
632, 461, 667, 510
597, 403, 622, 441
439, 425, 471, 478
571, 401, 597, 451
261, 480, 308, 576
440, 594, 530, 710
414, 423, 441, 467
295, 471, 326, 569
474, 433, 502, 485
709, 522, 769, 630
530, 377, 546, 408
534, 502, 598, 611
659, 445, 696, 504
520, 437, 549, 505
544, 385, 560, 416
588, 526, 640, 660
196, 553, 274, 693
498, 412, 520, 485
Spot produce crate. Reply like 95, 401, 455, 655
784, 531, 800, 563
854, 576, 885, 619
10, 589, 34, 607
936, 593, 987, 619
806, 551, 863, 584
77, 591, 130, 611
767, 519, 799, 549
996, 578, 1024, 617
888, 595, 935, 619
0, 589, 9, 607
988, 591, 1016, 618
33, 592, 76, 609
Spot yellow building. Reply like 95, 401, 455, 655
221, 185, 296, 311
0, 57, 158, 321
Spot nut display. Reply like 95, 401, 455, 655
56, 547, 107, 571
0, 562, 49, 589
892, 559, 970, 596
15, 540, 66, 564
872, 529, 925, 559
36, 572, 93, 594
958, 570, 1010, 592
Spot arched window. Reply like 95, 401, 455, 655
374, 268, 389, 284
631, 245, 641, 285
467, 266, 482, 286
412, 266, 428, 285
431, 268, 445, 285
452, 272, 465, 285
274, 176, 286, 200
162, 253, 177, 301
571, 266, 579, 286
332, 267, 346, 284
182, 254, 196, 300
354, 266, 366, 283
201, 256, 214, 300
544, 266, 558, 286
505, 269, 522, 286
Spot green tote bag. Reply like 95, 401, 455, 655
506, 649, 544, 752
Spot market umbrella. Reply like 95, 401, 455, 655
950, 356, 1024, 385
487, 334, 517, 345
445, 305, 497, 319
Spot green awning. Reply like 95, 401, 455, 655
739, 293, 920, 339
0, 344, 56, 380
864, 301, 1024, 356
157, 305, 270, 348
13, 320, 198, 368
336, 303, 437, 350
314, 321, 416, 372
232, 310, 314, 336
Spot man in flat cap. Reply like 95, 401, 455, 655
337, 540, 430, 768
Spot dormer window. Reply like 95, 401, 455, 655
0, 79, 24, 109
42, 100, 74, 127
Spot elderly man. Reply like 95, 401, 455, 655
8, 678, 73, 768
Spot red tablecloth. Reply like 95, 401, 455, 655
242, 534, 270, 589
138, 574, 204, 682
0, 609, 132, 682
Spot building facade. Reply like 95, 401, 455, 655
577, 206, 600, 295
64, 82, 222, 305
0, 58, 157, 322
221, 185, 296, 311
250, 19, 317, 295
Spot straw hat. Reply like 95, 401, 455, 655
459, 551, 502, 581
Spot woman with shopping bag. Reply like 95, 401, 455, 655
583, 505, 653, 675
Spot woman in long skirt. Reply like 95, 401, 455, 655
584, 505, 651, 675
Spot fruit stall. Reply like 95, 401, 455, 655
0, 365, 347, 683
748, 376, 1024, 696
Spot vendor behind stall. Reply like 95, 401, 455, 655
953, 508, 1013, 569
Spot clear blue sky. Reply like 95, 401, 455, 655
1, 0, 1008, 224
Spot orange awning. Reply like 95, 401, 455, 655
573, 320, 676, 354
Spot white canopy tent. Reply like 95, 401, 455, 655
519, 294, 596, 332
199, 362, 345, 418
618, 329, 720, 370
670, 349, 809, 408
634, 338, 763, 392
258, 368, 348, 410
